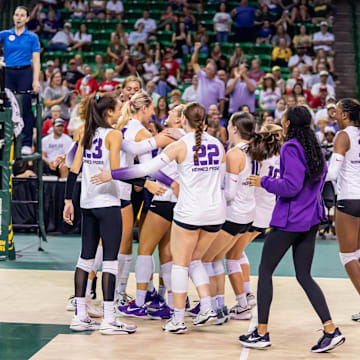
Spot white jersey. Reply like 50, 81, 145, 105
337, 126, 360, 200
226, 143, 256, 224
119, 118, 147, 200
253, 155, 280, 228
80, 128, 122, 209
174, 132, 226, 225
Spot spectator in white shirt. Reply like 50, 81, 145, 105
71, 24, 92, 51
213, 2, 232, 43
128, 23, 147, 46
47, 22, 74, 52
288, 43, 312, 71
42, 118, 73, 178
146, 81, 161, 107
106, 0, 123, 20
259, 73, 281, 110
182, 74, 198, 104
134, 10, 157, 37
311, 70, 335, 97
313, 21, 335, 55
143, 55, 159, 82
315, 95, 336, 124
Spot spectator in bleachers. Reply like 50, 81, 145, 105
157, 5, 178, 32
309, 62, 335, 89
182, 74, 198, 104
161, 49, 181, 81
272, 37, 292, 67
259, 73, 281, 110
153, 66, 177, 96
43, 71, 70, 121
181, 62, 194, 85
191, 42, 225, 114
313, 21, 334, 55
93, 54, 105, 80
129, 23, 148, 47
87, 0, 106, 19
135, 10, 157, 37
172, 20, 190, 61
288, 42, 312, 71
272, 65, 285, 94
169, 89, 182, 109
311, 70, 335, 97
256, 20, 273, 44
27, 3, 42, 35
299, 63, 312, 89
254, 4, 275, 26
226, 63, 256, 114
67, 92, 82, 135
53, 57, 63, 73
47, 22, 74, 52
146, 81, 160, 107
189, 23, 209, 55
106, 0, 124, 20
42, 118, 72, 178
311, 0, 333, 25
143, 55, 159, 81
42, 9, 59, 39
286, 93, 296, 107
312, 48, 334, 75
290, 0, 311, 24
296, 95, 315, 121
232, 0, 256, 43
63, 58, 83, 90
75, 65, 98, 96
99, 68, 119, 92
310, 85, 328, 109
248, 58, 265, 86
107, 34, 124, 63
42, 104, 68, 136
183, 6, 197, 32
271, 24, 291, 48
286, 67, 301, 90
45, 60, 54, 83
131, 42, 149, 63
315, 117, 328, 143
115, 48, 137, 76
71, 24, 92, 52
206, 115, 227, 145
209, 44, 227, 71
290, 81, 313, 104
39, 70, 47, 99
213, 2, 232, 43
66, 0, 89, 19
153, 96, 169, 125
292, 24, 313, 52
111, 23, 128, 46
217, 69, 228, 85
74, 54, 86, 74
315, 94, 336, 123
262, 113, 275, 126
274, 96, 286, 120
229, 45, 245, 68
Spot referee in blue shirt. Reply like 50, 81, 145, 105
0, 6, 40, 155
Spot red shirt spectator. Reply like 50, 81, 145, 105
42, 118, 68, 136
161, 49, 180, 78
311, 86, 328, 109
99, 68, 119, 92
75, 77, 98, 96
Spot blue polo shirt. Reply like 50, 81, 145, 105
234, 6, 256, 28
0, 27, 40, 67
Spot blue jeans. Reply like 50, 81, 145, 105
47, 42, 68, 52
5, 67, 35, 147
216, 32, 229, 43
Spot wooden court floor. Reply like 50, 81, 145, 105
0, 269, 359, 360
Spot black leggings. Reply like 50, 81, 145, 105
257, 225, 332, 324
75, 206, 122, 300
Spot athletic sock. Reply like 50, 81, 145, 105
117, 254, 133, 293
216, 294, 225, 309
174, 308, 185, 321
158, 285, 166, 298
167, 292, 173, 309
85, 279, 93, 298
103, 301, 115, 323
236, 293, 248, 308
200, 296, 212, 311
211, 296, 217, 311
147, 279, 155, 293
75, 297, 87, 320
135, 289, 147, 307
244, 281, 251, 294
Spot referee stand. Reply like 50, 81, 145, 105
0, 61, 46, 261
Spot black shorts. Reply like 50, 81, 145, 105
336, 199, 360, 218
149, 201, 175, 222
121, 199, 131, 209
222, 221, 253, 236
173, 219, 222, 233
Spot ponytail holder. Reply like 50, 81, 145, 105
129, 100, 133, 105
95, 94, 100, 102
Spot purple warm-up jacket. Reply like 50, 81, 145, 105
260, 138, 327, 232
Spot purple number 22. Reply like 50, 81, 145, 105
192, 144, 220, 166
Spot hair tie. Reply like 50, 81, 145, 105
95, 94, 100, 102
129, 100, 133, 105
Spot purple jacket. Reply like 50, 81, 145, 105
261, 138, 327, 232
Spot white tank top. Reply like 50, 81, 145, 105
174, 132, 225, 225
226, 142, 256, 224
253, 155, 280, 228
119, 118, 147, 200
337, 126, 360, 200
80, 128, 122, 209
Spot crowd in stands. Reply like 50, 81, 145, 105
12, 0, 338, 178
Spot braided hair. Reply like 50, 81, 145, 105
286, 106, 325, 179
337, 98, 360, 127
183, 102, 206, 162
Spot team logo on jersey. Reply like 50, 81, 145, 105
8, 35, 15, 41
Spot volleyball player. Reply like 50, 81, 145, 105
326, 98, 360, 321
118, 105, 185, 319
63, 93, 137, 334
92, 102, 225, 333
239, 106, 344, 353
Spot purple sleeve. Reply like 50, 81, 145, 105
261, 144, 305, 198
151, 170, 174, 188
218, 80, 225, 100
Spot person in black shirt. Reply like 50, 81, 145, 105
63, 58, 83, 90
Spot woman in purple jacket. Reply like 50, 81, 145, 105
239, 106, 345, 353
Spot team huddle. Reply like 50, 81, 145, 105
62, 77, 360, 354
